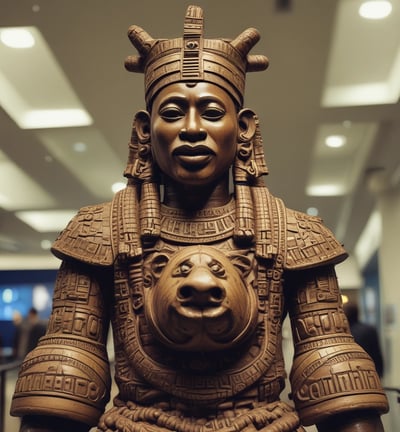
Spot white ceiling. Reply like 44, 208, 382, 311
0, 0, 399, 271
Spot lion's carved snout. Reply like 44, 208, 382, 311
174, 256, 228, 315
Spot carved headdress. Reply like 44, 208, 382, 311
125, 5, 269, 108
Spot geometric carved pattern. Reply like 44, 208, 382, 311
285, 209, 348, 270
11, 260, 111, 426
285, 266, 388, 425
51, 203, 115, 266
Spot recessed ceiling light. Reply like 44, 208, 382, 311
306, 207, 319, 216
73, 141, 88, 152
0, 28, 35, 48
322, 0, 400, 107
15, 210, 77, 232
359, 1, 392, 19
325, 135, 347, 148
40, 239, 52, 250
22, 109, 92, 129
111, 182, 126, 193
0, 26, 92, 129
306, 184, 346, 196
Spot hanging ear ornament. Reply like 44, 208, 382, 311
135, 137, 161, 243
124, 111, 156, 182
234, 130, 255, 244
123, 112, 160, 243
234, 112, 268, 183
233, 111, 269, 245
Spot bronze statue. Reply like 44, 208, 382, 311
11, 5, 389, 432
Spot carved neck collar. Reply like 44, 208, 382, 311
160, 197, 235, 243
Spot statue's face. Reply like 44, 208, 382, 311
150, 82, 238, 186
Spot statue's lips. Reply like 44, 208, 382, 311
169, 304, 234, 342
173, 145, 215, 168
174, 304, 227, 320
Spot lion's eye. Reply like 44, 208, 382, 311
173, 260, 192, 277
180, 263, 191, 274
209, 260, 226, 278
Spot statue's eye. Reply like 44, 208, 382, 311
173, 260, 192, 277
159, 105, 184, 122
202, 104, 225, 121
209, 260, 226, 278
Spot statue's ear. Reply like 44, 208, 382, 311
229, 253, 253, 278
150, 253, 170, 278
134, 110, 151, 143
237, 109, 257, 142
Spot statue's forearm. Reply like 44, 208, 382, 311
20, 415, 89, 432
285, 266, 388, 426
11, 261, 112, 427
317, 410, 384, 432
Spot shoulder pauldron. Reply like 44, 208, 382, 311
284, 208, 348, 270
51, 202, 115, 266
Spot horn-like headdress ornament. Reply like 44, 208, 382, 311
125, 5, 269, 108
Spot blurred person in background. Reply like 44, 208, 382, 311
25, 307, 47, 354
12, 310, 28, 360
344, 301, 384, 377
12, 308, 47, 359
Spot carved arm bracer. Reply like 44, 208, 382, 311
11, 260, 112, 429
284, 265, 388, 427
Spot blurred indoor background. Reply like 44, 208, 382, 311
1, 0, 400, 430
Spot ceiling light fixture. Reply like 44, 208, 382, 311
322, 0, 400, 107
325, 134, 347, 148
22, 109, 92, 129
40, 239, 52, 250
306, 184, 346, 196
0, 26, 92, 129
15, 210, 77, 233
112, 182, 126, 193
359, 1, 392, 19
0, 27, 35, 48
306, 207, 319, 216
73, 141, 88, 152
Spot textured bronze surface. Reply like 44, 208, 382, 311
11, 5, 388, 432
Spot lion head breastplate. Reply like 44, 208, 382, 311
143, 245, 258, 352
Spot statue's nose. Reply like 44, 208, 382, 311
176, 269, 225, 308
179, 108, 207, 142
179, 127, 207, 142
